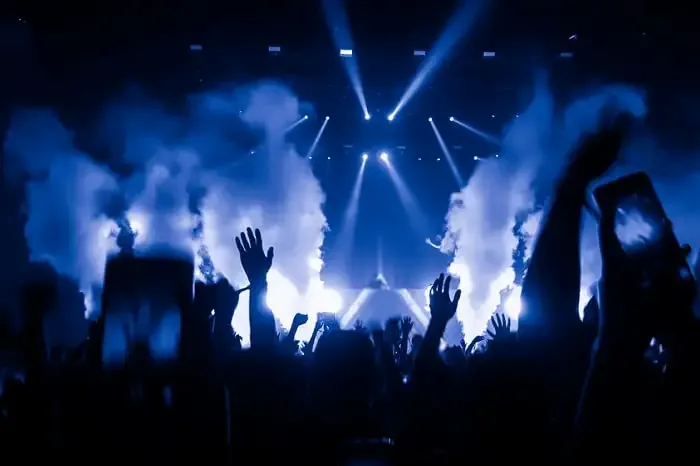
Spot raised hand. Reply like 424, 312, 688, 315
429, 273, 462, 324
486, 313, 511, 341
292, 313, 309, 328
353, 319, 366, 332
400, 316, 414, 336
566, 112, 632, 187
235, 227, 274, 285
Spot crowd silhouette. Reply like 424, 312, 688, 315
1, 116, 700, 465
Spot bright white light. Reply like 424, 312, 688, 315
303, 115, 309, 119
424, 285, 432, 312
362, 153, 368, 161
379, 152, 389, 163
387, 114, 395, 122
428, 117, 433, 122
325, 116, 330, 120
307, 256, 323, 273
473, 156, 479, 161
504, 286, 522, 319
339, 49, 353, 57
125, 211, 148, 244
266, 268, 300, 327
449, 116, 455, 122
316, 288, 343, 314
495, 153, 499, 158
364, 114, 371, 121
579, 287, 592, 321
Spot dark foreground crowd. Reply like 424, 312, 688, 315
1, 118, 700, 465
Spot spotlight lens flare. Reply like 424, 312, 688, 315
303, 115, 309, 119
364, 114, 371, 121
449, 116, 455, 122
362, 153, 368, 161
325, 116, 329, 120
379, 152, 389, 163
387, 114, 395, 122
428, 117, 433, 122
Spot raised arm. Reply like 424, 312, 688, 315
235, 227, 277, 350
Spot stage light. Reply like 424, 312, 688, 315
304, 115, 309, 119
428, 117, 433, 122
339, 49, 353, 57
379, 152, 389, 163
327, 156, 331, 160
364, 113, 371, 121
495, 153, 499, 158
308, 156, 313, 160
362, 153, 368, 160
325, 116, 330, 120
387, 114, 395, 122
437, 158, 441, 161
449, 116, 454, 122
316, 288, 343, 314
473, 156, 479, 161
418, 157, 422, 161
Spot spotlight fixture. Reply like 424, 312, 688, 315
428, 117, 433, 122
362, 153, 368, 161
387, 114, 395, 122
473, 156, 479, 161
304, 115, 309, 119
449, 116, 454, 122
364, 114, 371, 121
379, 152, 389, 162
325, 116, 330, 120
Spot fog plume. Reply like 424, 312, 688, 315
442, 73, 649, 340
5, 81, 328, 343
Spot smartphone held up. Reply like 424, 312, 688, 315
593, 171, 693, 285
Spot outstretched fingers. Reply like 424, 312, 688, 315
240, 231, 251, 251
266, 246, 274, 266
452, 288, 462, 306
246, 227, 256, 249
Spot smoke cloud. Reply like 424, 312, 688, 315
5, 81, 328, 344
442, 73, 650, 340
